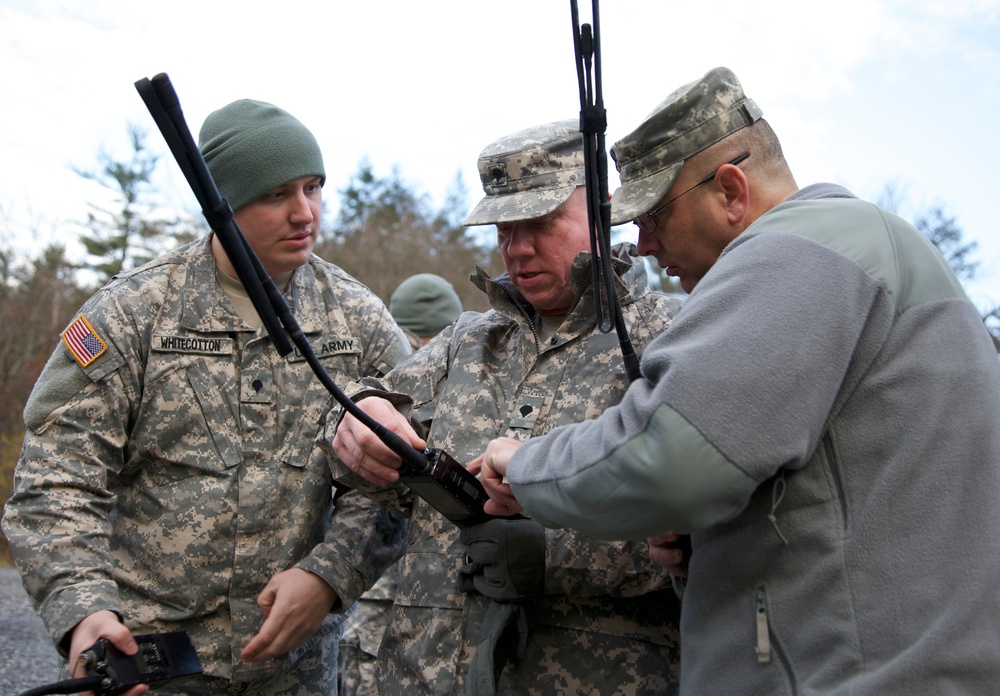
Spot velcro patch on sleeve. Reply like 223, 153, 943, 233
61, 315, 108, 368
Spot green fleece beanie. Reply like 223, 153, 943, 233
390, 274, 463, 338
198, 99, 325, 211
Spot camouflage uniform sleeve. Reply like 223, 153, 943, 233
294, 476, 409, 608
543, 529, 673, 598
354, 295, 412, 380
1, 293, 141, 651
319, 376, 418, 520
326, 313, 455, 446
372, 322, 456, 435
296, 289, 413, 606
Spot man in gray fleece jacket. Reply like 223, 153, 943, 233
475, 66, 1000, 695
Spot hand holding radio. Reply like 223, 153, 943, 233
68, 611, 148, 696
332, 396, 426, 487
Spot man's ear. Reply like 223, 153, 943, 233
716, 164, 750, 225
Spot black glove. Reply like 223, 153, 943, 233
457, 518, 546, 601
466, 600, 529, 696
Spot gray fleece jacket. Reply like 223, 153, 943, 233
503, 184, 1000, 695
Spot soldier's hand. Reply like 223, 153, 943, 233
457, 518, 546, 601
332, 397, 425, 486
648, 531, 691, 578
472, 437, 525, 516
69, 610, 149, 696
241, 568, 338, 662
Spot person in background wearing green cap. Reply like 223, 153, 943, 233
475, 67, 1000, 695
337, 273, 462, 696
2, 98, 411, 695
389, 273, 465, 350
327, 120, 684, 695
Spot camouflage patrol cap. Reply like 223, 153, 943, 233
464, 120, 585, 226
609, 67, 763, 225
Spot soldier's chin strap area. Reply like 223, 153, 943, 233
572, 0, 641, 384
134, 73, 514, 530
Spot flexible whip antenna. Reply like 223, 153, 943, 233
570, 0, 641, 383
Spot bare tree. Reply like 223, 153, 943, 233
878, 182, 998, 350
316, 161, 501, 312
915, 207, 979, 282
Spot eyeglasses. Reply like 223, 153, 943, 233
635, 152, 750, 233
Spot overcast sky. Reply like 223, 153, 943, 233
1, 0, 997, 306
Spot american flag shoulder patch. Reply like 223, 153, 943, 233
61, 315, 108, 368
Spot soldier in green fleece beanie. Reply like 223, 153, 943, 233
1, 93, 411, 696
199, 98, 326, 212
195, 99, 328, 283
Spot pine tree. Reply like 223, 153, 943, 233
74, 124, 188, 281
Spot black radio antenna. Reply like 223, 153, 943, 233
570, 0, 641, 383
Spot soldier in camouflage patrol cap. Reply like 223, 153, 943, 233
608, 65, 762, 226
464, 120, 584, 225
2, 98, 411, 695
475, 66, 1000, 696
326, 120, 684, 695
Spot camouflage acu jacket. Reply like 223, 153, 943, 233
331, 244, 685, 696
2, 235, 410, 680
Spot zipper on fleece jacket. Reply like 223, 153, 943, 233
756, 586, 771, 663
754, 585, 798, 693
822, 432, 849, 531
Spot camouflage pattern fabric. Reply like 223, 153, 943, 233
337, 563, 399, 696
400, 327, 424, 351
609, 66, 763, 225
463, 120, 586, 226
338, 278, 448, 696
329, 243, 685, 695
137, 620, 340, 695
2, 235, 411, 686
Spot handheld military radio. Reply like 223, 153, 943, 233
77, 631, 203, 695
396, 447, 497, 526
19, 631, 203, 696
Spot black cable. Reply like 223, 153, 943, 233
17, 676, 104, 696
569, 0, 642, 383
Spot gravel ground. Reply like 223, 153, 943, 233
0, 566, 62, 695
